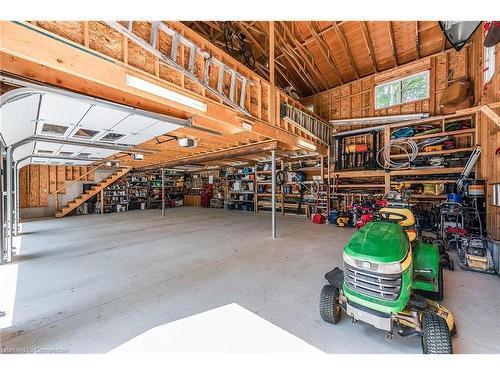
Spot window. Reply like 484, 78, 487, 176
100, 132, 125, 142
36, 150, 53, 155
40, 123, 68, 136
484, 46, 496, 84
375, 71, 429, 110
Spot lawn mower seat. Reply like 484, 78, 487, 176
379, 207, 417, 241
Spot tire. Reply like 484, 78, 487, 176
319, 285, 341, 324
428, 265, 444, 301
223, 26, 234, 54
242, 48, 256, 68
421, 312, 453, 354
448, 259, 455, 271
436, 264, 444, 301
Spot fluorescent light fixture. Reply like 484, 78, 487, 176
297, 139, 317, 151
126, 74, 207, 112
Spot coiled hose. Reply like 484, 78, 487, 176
377, 138, 418, 169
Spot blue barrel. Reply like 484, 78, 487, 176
447, 193, 463, 204
329, 211, 339, 224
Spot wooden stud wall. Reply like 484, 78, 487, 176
471, 31, 500, 239
302, 47, 472, 129
19, 165, 96, 209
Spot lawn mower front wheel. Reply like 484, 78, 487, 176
421, 312, 453, 354
320, 285, 341, 324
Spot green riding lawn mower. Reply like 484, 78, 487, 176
320, 193, 456, 354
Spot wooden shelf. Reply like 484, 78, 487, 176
328, 170, 386, 178
407, 128, 475, 141
336, 184, 385, 188
391, 179, 456, 184
390, 167, 463, 176
390, 147, 474, 159
410, 194, 447, 199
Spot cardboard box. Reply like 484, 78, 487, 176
440, 79, 472, 105
440, 96, 474, 115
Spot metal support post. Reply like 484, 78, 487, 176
13, 162, 19, 235
0, 144, 5, 264
5, 146, 13, 262
271, 150, 276, 239
161, 168, 166, 217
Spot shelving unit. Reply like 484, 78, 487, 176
103, 178, 128, 214
164, 171, 185, 207
225, 168, 255, 211
127, 173, 150, 210
256, 159, 324, 217
329, 111, 478, 204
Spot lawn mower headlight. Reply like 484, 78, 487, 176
343, 253, 357, 268
344, 253, 403, 274
376, 262, 402, 274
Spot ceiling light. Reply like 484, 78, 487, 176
133, 153, 144, 161
297, 139, 317, 151
106, 161, 120, 167
178, 138, 197, 148
126, 74, 207, 112
241, 122, 253, 131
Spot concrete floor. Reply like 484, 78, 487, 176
1, 207, 499, 353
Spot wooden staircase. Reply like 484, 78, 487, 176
55, 167, 131, 218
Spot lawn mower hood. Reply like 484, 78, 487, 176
344, 221, 410, 265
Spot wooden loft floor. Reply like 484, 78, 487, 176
0, 21, 329, 170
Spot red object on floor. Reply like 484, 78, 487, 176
446, 227, 467, 236
356, 213, 374, 229
313, 213, 326, 224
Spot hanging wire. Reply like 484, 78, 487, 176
377, 138, 419, 169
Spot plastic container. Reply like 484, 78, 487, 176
328, 211, 338, 224
447, 193, 463, 204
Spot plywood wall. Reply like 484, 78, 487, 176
304, 35, 500, 239
19, 165, 96, 209
302, 47, 472, 125
471, 31, 500, 240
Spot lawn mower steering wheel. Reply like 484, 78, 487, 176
371, 211, 408, 224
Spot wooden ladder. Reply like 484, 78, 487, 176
54, 167, 131, 218
314, 182, 330, 217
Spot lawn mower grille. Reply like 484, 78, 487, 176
344, 263, 402, 301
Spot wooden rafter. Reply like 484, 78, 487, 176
279, 22, 329, 91
307, 21, 345, 85
332, 22, 359, 79
415, 21, 420, 59
258, 21, 321, 93
387, 21, 398, 67
359, 21, 378, 73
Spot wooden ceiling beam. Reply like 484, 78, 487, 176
138, 140, 279, 170
332, 22, 360, 79
307, 21, 345, 85
415, 21, 420, 59
387, 21, 398, 67
255, 21, 320, 93
279, 22, 329, 91
234, 21, 300, 90
359, 21, 378, 74
271, 26, 322, 93
1, 22, 324, 159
